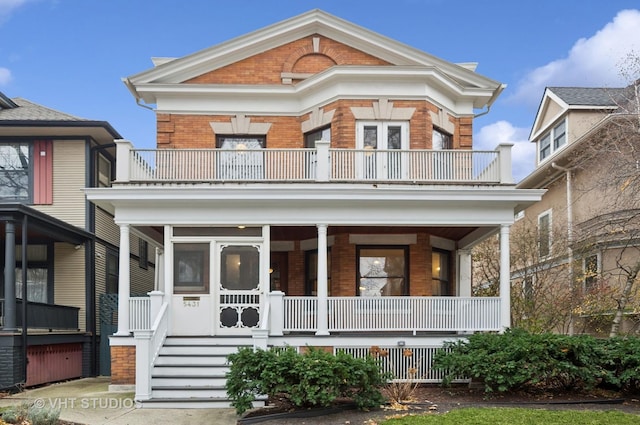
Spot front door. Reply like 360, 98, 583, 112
215, 242, 263, 335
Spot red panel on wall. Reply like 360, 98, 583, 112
26, 343, 83, 387
33, 140, 53, 205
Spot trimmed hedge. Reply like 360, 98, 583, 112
225, 346, 388, 415
432, 328, 640, 393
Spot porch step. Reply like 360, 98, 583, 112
148, 336, 256, 408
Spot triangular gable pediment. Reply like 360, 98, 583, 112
529, 89, 569, 140
127, 9, 499, 92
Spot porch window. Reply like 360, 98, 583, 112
15, 268, 48, 303
106, 250, 118, 294
15, 244, 49, 303
432, 249, 451, 296
216, 136, 265, 179
305, 249, 332, 296
174, 243, 210, 294
357, 246, 408, 296
0, 142, 30, 201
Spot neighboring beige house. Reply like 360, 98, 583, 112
0, 92, 155, 389
516, 84, 640, 334
86, 10, 543, 407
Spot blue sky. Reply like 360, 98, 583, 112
1, 0, 639, 181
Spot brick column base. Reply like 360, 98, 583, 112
110, 346, 135, 385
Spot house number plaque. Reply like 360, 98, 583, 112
183, 296, 200, 307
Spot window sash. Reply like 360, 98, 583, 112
538, 212, 551, 257
357, 246, 408, 296
0, 143, 30, 200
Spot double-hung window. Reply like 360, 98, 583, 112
0, 142, 30, 201
538, 119, 567, 162
356, 122, 408, 180
357, 246, 408, 296
583, 254, 599, 289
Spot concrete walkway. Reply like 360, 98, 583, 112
0, 377, 239, 425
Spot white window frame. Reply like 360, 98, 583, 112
583, 253, 600, 289
538, 118, 567, 163
538, 209, 552, 258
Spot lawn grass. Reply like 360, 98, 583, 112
381, 407, 640, 424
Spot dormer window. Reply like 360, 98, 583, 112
538, 119, 567, 162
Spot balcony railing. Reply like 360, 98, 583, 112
115, 141, 514, 184
0, 299, 79, 330
282, 296, 501, 333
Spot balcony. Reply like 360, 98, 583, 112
115, 141, 514, 185
0, 299, 79, 331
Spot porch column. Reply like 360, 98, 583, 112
115, 224, 131, 336
3, 220, 17, 331
315, 224, 329, 336
499, 224, 511, 331
457, 249, 472, 297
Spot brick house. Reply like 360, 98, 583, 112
85, 10, 544, 407
0, 92, 155, 389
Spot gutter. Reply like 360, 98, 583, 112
474, 83, 506, 118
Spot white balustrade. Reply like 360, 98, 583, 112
129, 297, 151, 331
282, 296, 500, 333
123, 148, 505, 184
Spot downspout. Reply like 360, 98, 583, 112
552, 162, 575, 334
122, 78, 154, 111
474, 84, 507, 118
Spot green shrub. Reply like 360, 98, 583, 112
1, 401, 60, 425
598, 337, 640, 392
225, 346, 388, 415
432, 329, 605, 393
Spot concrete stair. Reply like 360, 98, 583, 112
137, 336, 264, 409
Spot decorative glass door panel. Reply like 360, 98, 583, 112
217, 244, 262, 334
357, 122, 408, 180
216, 137, 265, 180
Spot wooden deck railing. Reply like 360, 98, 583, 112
115, 141, 514, 184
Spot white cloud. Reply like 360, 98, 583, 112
475, 120, 535, 182
0, 67, 11, 85
0, 0, 29, 25
510, 9, 640, 107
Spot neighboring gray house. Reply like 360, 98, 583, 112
0, 92, 155, 389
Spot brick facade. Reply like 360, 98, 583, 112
110, 345, 135, 385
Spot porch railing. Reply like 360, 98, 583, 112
129, 297, 151, 331
0, 299, 79, 330
283, 296, 501, 333
116, 141, 513, 185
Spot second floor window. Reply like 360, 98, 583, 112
0, 142, 30, 201
539, 119, 567, 162
304, 126, 331, 148
433, 127, 452, 150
